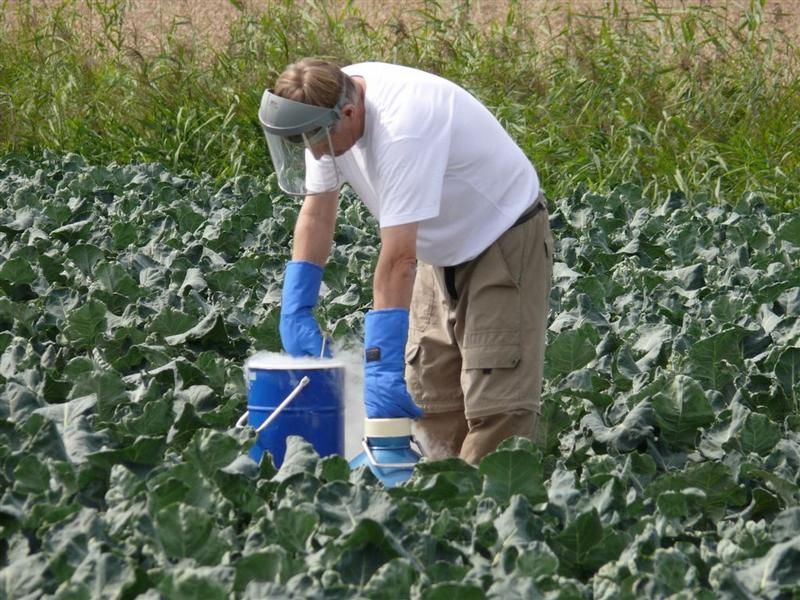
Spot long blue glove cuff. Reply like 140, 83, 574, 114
280, 260, 331, 358
281, 260, 324, 315
364, 309, 409, 367
363, 308, 423, 419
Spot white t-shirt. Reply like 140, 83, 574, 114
306, 62, 540, 266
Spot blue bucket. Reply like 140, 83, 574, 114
244, 352, 345, 467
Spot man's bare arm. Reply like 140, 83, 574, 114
292, 191, 339, 265
373, 222, 418, 309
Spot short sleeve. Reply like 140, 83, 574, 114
305, 150, 340, 194
375, 132, 450, 227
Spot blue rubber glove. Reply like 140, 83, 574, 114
279, 261, 332, 358
364, 309, 423, 419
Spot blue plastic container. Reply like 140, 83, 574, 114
245, 352, 345, 467
350, 418, 424, 487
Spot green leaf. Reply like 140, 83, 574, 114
740, 465, 800, 507
723, 538, 800, 596
42, 507, 105, 583
405, 458, 481, 507
332, 519, 405, 586
493, 495, 545, 546
685, 328, 746, 391
70, 370, 128, 421
95, 262, 140, 298
652, 548, 697, 596
315, 481, 394, 536
234, 547, 289, 591
164, 312, 230, 349
66, 244, 104, 276
158, 566, 235, 600
214, 455, 260, 514
631, 324, 673, 370
536, 398, 571, 454
110, 221, 137, 249
63, 299, 108, 348
770, 507, 800, 542
12, 454, 50, 495
514, 541, 559, 580
266, 506, 319, 552
660, 263, 705, 290
364, 558, 419, 600
479, 446, 546, 505
155, 503, 230, 565
1, 554, 51, 598
150, 306, 199, 338
545, 324, 598, 378
647, 461, 747, 520
651, 375, 714, 447
656, 490, 689, 519
183, 429, 240, 477
547, 509, 625, 580
179, 268, 208, 296
87, 435, 166, 468
58, 546, 137, 599
580, 401, 655, 453
777, 213, 800, 244
273, 436, 320, 482
316, 455, 351, 482
774, 347, 800, 413
421, 582, 486, 600
0, 257, 37, 284
738, 411, 782, 456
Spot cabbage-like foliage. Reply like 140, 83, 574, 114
1, 155, 798, 598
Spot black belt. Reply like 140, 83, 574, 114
443, 199, 545, 301
512, 199, 545, 228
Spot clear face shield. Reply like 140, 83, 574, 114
259, 90, 346, 196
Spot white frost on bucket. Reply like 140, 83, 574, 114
243, 345, 365, 460
245, 351, 345, 373
333, 340, 366, 460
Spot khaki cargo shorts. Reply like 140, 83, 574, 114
404, 195, 553, 458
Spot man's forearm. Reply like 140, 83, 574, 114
373, 255, 416, 309
373, 222, 419, 310
292, 192, 339, 265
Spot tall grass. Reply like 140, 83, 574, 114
1, 0, 797, 209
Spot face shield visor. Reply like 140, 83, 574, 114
259, 90, 346, 196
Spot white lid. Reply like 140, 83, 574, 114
245, 351, 344, 371
364, 418, 412, 437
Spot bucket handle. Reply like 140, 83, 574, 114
235, 375, 311, 433
361, 435, 425, 470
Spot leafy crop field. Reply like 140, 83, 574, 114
2, 0, 800, 597
1, 153, 799, 598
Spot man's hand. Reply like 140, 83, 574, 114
279, 260, 332, 357
364, 309, 423, 418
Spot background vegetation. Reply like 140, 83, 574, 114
1, 0, 798, 209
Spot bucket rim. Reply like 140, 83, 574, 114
246, 353, 345, 371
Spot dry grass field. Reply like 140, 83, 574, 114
7, 0, 800, 55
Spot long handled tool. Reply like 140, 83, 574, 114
236, 375, 311, 432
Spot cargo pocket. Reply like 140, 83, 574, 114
409, 264, 437, 330
461, 344, 523, 417
544, 233, 554, 281
404, 343, 423, 405
496, 225, 526, 286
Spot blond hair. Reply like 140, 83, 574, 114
274, 58, 358, 108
